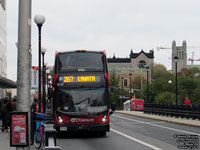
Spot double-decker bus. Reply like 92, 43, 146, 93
52, 50, 110, 135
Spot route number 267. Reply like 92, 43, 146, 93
64, 76, 74, 82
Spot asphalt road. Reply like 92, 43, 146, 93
57, 112, 200, 150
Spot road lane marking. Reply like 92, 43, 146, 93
113, 115, 200, 136
111, 128, 163, 150
111, 121, 166, 125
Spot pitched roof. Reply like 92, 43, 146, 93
107, 49, 154, 63
130, 49, 154, 59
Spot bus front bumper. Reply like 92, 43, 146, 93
55, 123, 110, 132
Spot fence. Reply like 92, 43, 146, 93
144, 103, 200, 120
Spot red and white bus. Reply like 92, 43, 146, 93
123, 99, 144, 111
52, 50, 110, 135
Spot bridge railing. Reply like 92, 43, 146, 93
144, 103, 200, 120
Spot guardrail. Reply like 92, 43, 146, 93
144, 103, 200, 120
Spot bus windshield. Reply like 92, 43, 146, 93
58, 52, 104, 72
54, 87, 108, 114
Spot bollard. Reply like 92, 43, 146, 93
44, 123, 61, 150
41, 103, 44, 113
36, 103, 39, 112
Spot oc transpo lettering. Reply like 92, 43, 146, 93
71, 118, 94, 123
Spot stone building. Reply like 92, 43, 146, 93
0, 1, 16, 98
171, 40, 200, 74
0, 0, 7, 78
0, 0, 7, 98
172, 40, 187, 74
107, 49, 154, 92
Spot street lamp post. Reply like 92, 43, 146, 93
129, 73, 132, 111
174, 56, 179, 107
46, 69, 50, 92
121, 77, 124, 110
48, 77, 52, 111
146, 66, 149, 103
168, 80, 172, 104
41, 47, 47, 113
34, 14, 45, 113
46, 69, 50, 111
47, 75, 52, 92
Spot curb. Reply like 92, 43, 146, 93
115, 111, 200, 127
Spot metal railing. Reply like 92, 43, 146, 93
144, 103, 200, 120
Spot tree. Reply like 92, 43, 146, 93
151, 64, 173, 81
192, 86, 200, 103
155, 92, 173, 103
109, 76, 120, 108
178, 76, 197, 102
179, 67, 200, 78
140, 64, 200, 104
132, 76, 145, 99
141, 64, 174, 103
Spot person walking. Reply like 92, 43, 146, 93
0, 100, 2, 121
0, 99, 8, 132
184, 97, 191, 105
11, 98, 17, 112
5, 100, 12, 133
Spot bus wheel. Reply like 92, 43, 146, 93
98, 131, 106, 137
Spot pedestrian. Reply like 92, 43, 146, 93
0, 99, 8, 132
11, 98, 17, 112
184, 97, 191, 105
0, 100, 2, 120
3, 99, 12, 133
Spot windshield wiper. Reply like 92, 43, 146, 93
87, 86, 105, 90
74, 97, 90, 105
60, 85, 85, 90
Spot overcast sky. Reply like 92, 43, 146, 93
6, 0, 200, 81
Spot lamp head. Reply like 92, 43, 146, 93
46, 69, 50, 74
174, 56, 179, 62
34, 14, 45, 25
48, 76, 52, 80
41, 47, 47, 54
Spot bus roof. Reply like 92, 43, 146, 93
56, 50, 106, 55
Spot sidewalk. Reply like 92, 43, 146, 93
0, 120, 14, 150
0, 131, 36, 150
0, 131, 15, 150
116, 110, 200, 127
0, 121, 36, 150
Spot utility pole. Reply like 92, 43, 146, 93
17, 0, 32, 149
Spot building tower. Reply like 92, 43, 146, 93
0, 0, 7, 98
172, 40, 187, 73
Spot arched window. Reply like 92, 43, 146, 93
138, 60, 146, 68
124, 79, 128, 87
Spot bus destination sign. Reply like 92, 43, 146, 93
62, 76, 100, 83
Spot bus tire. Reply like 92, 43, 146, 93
99, 131, 106, 137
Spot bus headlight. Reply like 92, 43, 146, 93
58, 116, 63, 123
102, 114, 107, 122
